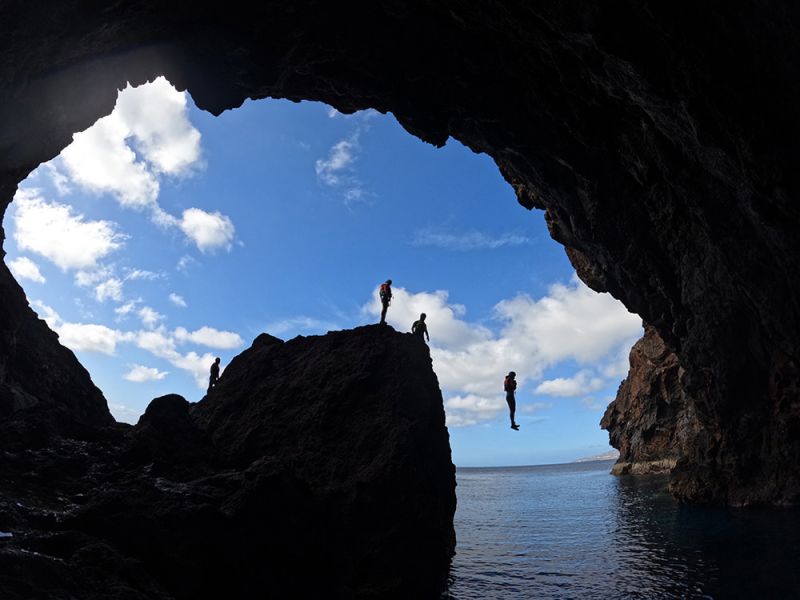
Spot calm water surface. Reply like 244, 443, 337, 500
446, 460, 800, 599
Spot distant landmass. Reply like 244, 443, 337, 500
573, 449, 620, 463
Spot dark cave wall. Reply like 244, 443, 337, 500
1, 1, 799, 504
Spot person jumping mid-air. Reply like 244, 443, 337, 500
208, 357, 221, 393
504, 371, 520, 430
411, 312, 430, 342
379, 279, 393, 324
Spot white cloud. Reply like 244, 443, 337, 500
362, 286, 491, 349
59, 322, 129, 355
112, 77, 202, 176
138, 306, 164, 329
176, 254, 197, 272
132, 328, 216, 388
32, 299, 235, 389
114, 300, 140, 318
125, 268, 160, 281
12, 189, 125, 270
45, 78, 233, 254
174, 326, 243, 349
444, 395, 507, 427
8, 256, 45, 283
316, 138, 357, 186
75, 265, 112, 287
59, 76, 201, 211
535, 370, 606, 397
412, 229, 531, 251
171, 350, 218, 388
168, 293, 187, 307
494, 275, 643, 364
94, 277, 123, 302
178, 208, 235, 252
362, 276, 641, 426
315, 132, 366, 203
43, 163, 72, 195
124, 364, 169, 382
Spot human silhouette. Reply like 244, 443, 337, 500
208, 357, 221, 393
379, 279, 393, 324
504, 371, 520, 430
411, 312, 430, 342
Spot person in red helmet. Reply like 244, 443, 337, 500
504, 371, 520, 430
379, 279, 393, 325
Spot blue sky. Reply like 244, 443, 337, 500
5, 78, 642, 466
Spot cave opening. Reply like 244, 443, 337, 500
3, 77, 642, 467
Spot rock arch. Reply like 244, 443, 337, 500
1, 2, 799, 505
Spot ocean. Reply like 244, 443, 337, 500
445, 460, 800, 599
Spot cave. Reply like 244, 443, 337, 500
1, 1, 799, 595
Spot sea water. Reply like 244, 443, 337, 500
446, 460, 800, 599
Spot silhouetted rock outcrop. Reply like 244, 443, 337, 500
0, 259, 112, 447
0, 326, 456, 598
601, 326, 700, 476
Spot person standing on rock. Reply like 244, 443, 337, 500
504, 371, 520, 431
208, 357, 221, 393
379, 279, 393, 325
411, 313, 430, 342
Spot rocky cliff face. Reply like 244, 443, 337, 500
0, 2, 798, 507
601, 325, 700, 476
0, 326, 456, 599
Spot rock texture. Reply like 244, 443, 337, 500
0, 326, 456, 599
0, 2, 799, 507
601, 325, 699, 476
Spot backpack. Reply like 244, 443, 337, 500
504, 376, 514, 392
379, 283, 391, 300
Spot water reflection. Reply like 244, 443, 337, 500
446, 462, 800, 599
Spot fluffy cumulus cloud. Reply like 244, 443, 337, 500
59, 76, 201, 210
12, 189, 125, 271
138, 306, 164, 329
43, 77, 236, 252
58, 322, 129, 355
535, 370, 607, 397
363, 276, 642, 427
444, 395, 508, 427
94, 277, 124, 302
177, 208, 235, 253
124, 364, 169, 383
174, 326, 244, 349
8, 256, 45, 283
133, 328, 218, 388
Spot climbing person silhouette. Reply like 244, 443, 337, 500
379, 279, 393, 325
208, 357, 221, 393
504, 371, 520, 431
411, 312, 430, 342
